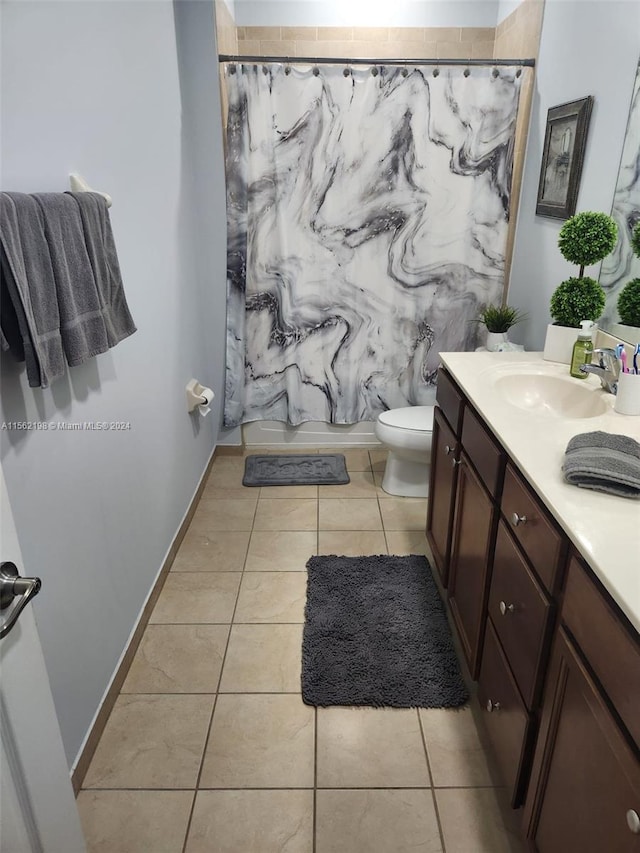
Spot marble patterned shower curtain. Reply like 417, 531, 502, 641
223, 62, 521, 427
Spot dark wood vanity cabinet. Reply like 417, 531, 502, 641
427, 366, 640, 845
524, 556, 640, 852
426, 367, 465, 587
523, 627, 640, 853
447, 453, 497, 679
426, 406, 460, 586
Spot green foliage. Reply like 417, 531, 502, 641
549, 276, 606, 328
478, 304, 527, 333
558, 211, 618, 269
631, 222, 640, 259
617, 278, 640, 327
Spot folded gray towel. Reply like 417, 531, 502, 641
32, 192, 111, 367
1, 193, 63, 387
563, 430, 640, 499
68, 192, 136, 347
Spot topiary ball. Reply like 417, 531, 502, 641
558, 211, 618, 267
631, 222, 640, 259
550, 276, 606, 328
617, 278, 640, 327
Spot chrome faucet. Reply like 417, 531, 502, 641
580, 347, 620, 393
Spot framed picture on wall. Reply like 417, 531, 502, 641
536, 96, 594, 219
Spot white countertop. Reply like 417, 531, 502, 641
439, 351, 640, 633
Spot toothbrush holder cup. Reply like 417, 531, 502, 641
614, 371, 640, 416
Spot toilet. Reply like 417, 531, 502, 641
374, 406, 435, 498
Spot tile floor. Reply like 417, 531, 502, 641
77, 447, 525, 853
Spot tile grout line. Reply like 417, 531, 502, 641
179, 485, 257, 853
313, 706, 318, 853
417, 711, 448, 853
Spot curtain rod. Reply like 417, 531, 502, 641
219, 54, 535, 68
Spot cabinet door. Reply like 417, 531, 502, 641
426, 406, 459, 587
448, 453, 497, 678
524, 628, 640, 853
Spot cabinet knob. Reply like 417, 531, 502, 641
511, 512, 527, 527
499, 601, 515, 616
452, 458, 462, 468
627, 810, 640, 834
486, 699, 501, 713
445, 444, 454, 455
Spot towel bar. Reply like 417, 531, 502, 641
69, 173, 112, 208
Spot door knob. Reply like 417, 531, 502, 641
486, 699, 501, 712
511, 512, 527, 527
499, 601, 515, 616
444, 444, 454, 455
0, 561, 42, 639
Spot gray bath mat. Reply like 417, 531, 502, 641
302, 555, 468, 708
243, 454, 350, 486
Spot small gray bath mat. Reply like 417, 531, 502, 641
302, 555, 468, 708
243, 454, 350, 487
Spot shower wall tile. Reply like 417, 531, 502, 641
436, 41, 475, 59
237, 39, 260, 55
229, 26, 495, 64
388, 27, 427, 42
358, 27, 392, 42
282, 26, 317, 41
245, 26, 281, 41
472, 41, 497, 58
317, 27, 354, 41
260, 40, 296, 56
423, 27, 462, 43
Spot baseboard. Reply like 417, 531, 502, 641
71, 445, 218, 795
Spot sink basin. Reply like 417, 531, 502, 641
494, 373, 609, 419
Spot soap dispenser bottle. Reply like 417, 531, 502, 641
570, 320, 595, 379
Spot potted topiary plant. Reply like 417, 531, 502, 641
610, 223, 640, 343
478, 304, 527, 351
543, 211, 617, 363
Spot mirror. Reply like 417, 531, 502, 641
599, 60, 640, 342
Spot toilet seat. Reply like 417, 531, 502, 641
378, 405, 434, 432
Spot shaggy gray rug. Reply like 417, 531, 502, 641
302, 555, 468, 708
243, 454, 349, 486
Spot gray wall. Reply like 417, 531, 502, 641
0, 0, 227, 767
507, 0, 640, 350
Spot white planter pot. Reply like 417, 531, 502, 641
543, 324, 579, 364
608, 322, 640, 345
486, 331, 508, 352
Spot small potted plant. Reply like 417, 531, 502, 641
610, 223, 640, 343
543, 211, 617, 363
478, 304, 526, 351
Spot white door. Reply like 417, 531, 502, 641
0, 467, 86, 853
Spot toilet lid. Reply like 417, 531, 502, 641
378, 406, 434, 431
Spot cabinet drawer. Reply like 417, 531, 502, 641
562, 555, 640, 748
435, 367, 464, 436
461, 406, 505, 500
501, 464, 566, 594
478, 619, 532, 807
489, 521, 553, 710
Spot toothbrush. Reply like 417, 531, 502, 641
634, 343, 640, 375
620, 348, 628, 374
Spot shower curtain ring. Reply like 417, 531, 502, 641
516, 63, 523, 78
285, 57, 291, 75
432, 64, 440, 77
343, 64, 351, 77
401, 59, 408, 78
492, 66, 499, 78
463, 61, 471, 77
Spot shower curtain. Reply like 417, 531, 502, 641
223, 62, 522, 427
